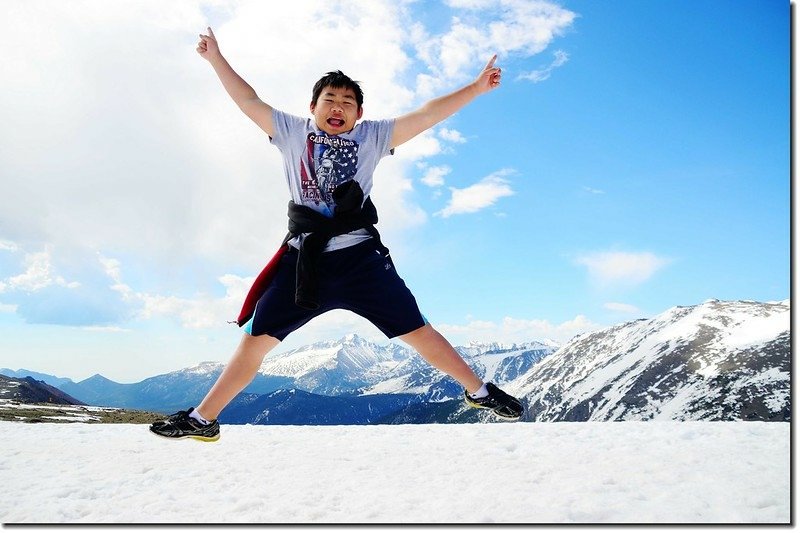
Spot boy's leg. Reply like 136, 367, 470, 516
398, 323, 484, 394
399, 323, 524, 419
195, 332, 280, 420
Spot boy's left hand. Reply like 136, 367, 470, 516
474, 55, 502, 94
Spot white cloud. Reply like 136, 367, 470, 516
4, 247, 80, 292
421, 165, 452, 187
518, 49, 570, 82
0, 1, 419, 271
412, 1, 576, 94
576, 251, 671, 287
436, 313, 602, 345
436, 169, 515, 217
438, 127, 467, 144
136, 273, 252, 329
604, 302, 642, 314
98, 255, 122, 284
95, 252, 252, 329
137, 274, 252, 330
0, 240, 18, 252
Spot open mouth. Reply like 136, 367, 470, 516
327, 118, 345, 128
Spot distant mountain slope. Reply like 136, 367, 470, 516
220, 389, 419, 425
363, 340, 558, 401
0, 374, 85, 406
511, 299, 790, 421
0, 368, 75, 389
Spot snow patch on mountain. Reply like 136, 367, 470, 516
182, 361, 225, 376
511, 299, 790, 422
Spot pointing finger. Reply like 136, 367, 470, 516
483, 54, 497, 70
207, 26, 216, 38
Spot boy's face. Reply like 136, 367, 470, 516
310, 85, 363, 135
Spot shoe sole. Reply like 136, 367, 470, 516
464, 397, 522, 421
149, 427, 220, 442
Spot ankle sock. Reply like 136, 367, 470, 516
189, 409, 210, 425
469, 383, 489, 399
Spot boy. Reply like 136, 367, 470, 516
150, 27, 523, 441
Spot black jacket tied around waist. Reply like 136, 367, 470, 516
236, 180, 390, 326
288, 180, 389, 310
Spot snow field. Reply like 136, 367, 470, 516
0, 421, 788, 524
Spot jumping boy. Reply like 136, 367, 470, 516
150, 27, 523, 441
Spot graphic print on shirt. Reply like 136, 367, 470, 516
299, 132, 359, 212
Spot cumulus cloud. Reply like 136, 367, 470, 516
436, 313, 601, 345
413, 0, 576, 94
438, 127, 467, 144
436, 169, 515, 217
420, 165, 452, 187
3, 247, 80, 293
98, 252, 252, 329
137, 274, 251, 329
0, 1, 417, 270
0, 245, 133, 326
518, 49, 569, 82
576, 251, 671, 287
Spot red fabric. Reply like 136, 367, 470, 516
236, 244, 289, 326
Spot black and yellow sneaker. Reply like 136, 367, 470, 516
464, 383, 524, 420
149, 408, 220, 442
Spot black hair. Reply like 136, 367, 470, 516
311, 70, 364, 109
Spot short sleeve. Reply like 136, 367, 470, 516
375, 119, 395, 158
270, 109, 308, 150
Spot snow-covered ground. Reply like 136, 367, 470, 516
0, 421, 788, 524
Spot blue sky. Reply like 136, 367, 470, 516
0, 0, 789, 382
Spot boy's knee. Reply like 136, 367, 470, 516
400, 323, 450, 350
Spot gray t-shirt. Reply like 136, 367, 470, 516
270, 108, 395, 251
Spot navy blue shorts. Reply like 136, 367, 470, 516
243, 239, 428, 340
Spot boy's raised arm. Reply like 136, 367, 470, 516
390, 55, 502, 150
197, 27, 275, 138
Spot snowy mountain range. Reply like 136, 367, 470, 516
1, 298, 789, 423
509, 299, 790, 422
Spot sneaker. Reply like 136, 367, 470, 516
464, 383, 524, 420
149, 408, 220, 442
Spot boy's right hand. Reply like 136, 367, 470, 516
197, 27, 221, 61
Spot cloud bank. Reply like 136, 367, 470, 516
0, 0, 575, 330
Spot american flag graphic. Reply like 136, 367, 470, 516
301, 133, 360, 207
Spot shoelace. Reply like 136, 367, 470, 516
165, 409, 191, 423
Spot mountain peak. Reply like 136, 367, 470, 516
87, 373, 111, 382
183, 361, 225, 375
513, 298, 790, 422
